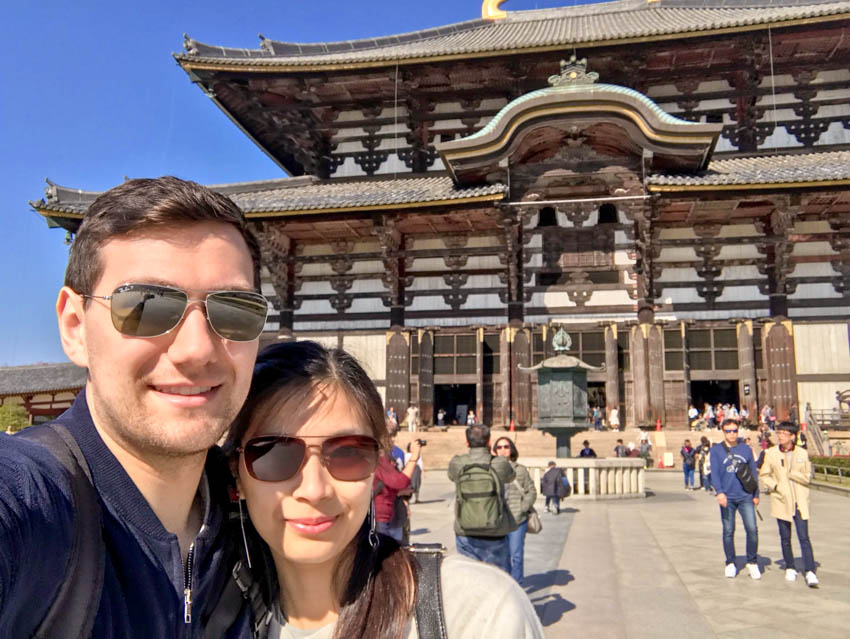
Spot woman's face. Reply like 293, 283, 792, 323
238, 384, 374, 571
493, 437, 512, 459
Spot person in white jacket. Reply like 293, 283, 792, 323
758, 421, 819, 587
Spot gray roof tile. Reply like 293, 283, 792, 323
647, 150, 850, 186
0, 363, 87, 397
177, 0, 850, 67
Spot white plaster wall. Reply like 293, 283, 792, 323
794, 323, 850, 375
718, 244, 761, 260
815, 120, 850, 147
790, 262, 834, 277
789, 306, 850, 319
657, 247, 698, 261
717, 266, 762, 281
301, 281, 335, 296
789, 283, 843, 299
793, 242, 835, 257
614, 250, 634, 266
542, 291, 577, 308
408, 295, 451, 311
296, 334, 339, 350
664, 308, 772, 321
342, 333, 387, 381
464, 294, 504, 310
659, 228, 698, 240
409, 276, 446, 292
406, 316, 506, 327
715, 285, 763, 303
348, 297, 387, 314
760, 126, 804, 150
656, 267, 700, 283
660, 288, 702, 305
349, 279, 385, 294
301, 263, 334, 277
298, 299, 334, 314
294, 320, 388, 331
797, 382, 842, 412
794, 221, 832, 234
720, 225, 758, 238
587, 289, 634, 306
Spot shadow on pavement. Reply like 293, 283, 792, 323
531, 592, 575, 626
523, 569, 574, 596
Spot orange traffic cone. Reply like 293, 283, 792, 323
509, 418, 515, 432
655, 419, 662, 431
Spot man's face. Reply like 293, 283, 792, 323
723, 422, 740, 446
65, 221, 260, 459
776, 429, 794, 448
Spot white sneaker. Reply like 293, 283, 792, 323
725, 563, 737, 578
785, 569, 798, 582
747, 563, 761, 580
806, 571, 819, 588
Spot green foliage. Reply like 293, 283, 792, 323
0, 404, 30, 433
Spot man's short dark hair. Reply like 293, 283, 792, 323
616, 439, 623, 444
65, 176, 262, 296
466, 423, 490, 448
582, 440, 590, 446
776, 421, 799, 435
721, 418, 740, 429
547, 461, 556, 468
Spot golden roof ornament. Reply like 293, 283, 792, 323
482, 0, 509, 20
548, 55, 599, 87
552, 326, 572, 352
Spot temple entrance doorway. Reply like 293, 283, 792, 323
690, 380, 740, 411
588, 382, 606, 414
434, 384, 476, 426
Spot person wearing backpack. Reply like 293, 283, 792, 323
448, 424, 516, 572
709, 418, 761, 581
541, 461, 569, 514
0, 177, 264, 637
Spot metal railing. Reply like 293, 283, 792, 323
803, 404, 828, 456
812, 462, 848, 485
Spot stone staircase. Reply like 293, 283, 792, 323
395, 425, 762, 470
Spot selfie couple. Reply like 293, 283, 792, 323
0, 177, 543, 638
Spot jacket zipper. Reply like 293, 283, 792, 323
184, 542, 195, 624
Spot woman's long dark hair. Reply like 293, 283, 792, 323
492, 436, 519, 462
224, 341, 417, 639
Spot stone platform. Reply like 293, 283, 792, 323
408, 469, 850, 638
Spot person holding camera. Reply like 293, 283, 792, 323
374, 438, 422, 543
405, 439, 426, 503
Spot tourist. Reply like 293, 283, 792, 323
405, 441, 424, 503
406, 404, 419, 433
681, 439, 697, 489
710, 418, 761, 579
448, 424, 516, 571
579, 440, 597, 458
627, 442, 640, 458
639, 437, 653, 467
541, 461, 569, 514
740, 405, 750, 427
759, 421, 818, 587
613, 438, 627, 457
374, 439, 421, 543
387, 406, 399, 430
466, 409, 476, 426
227, 341, 544, 638
698, 436, 712, 492
704, 403, 715, 429
609, 406, 620, 431
493, 436, 537, 584
688, 403, 699, 430
0, 177, 267, 635
436, 407, 446, 426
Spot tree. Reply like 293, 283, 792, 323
0, 403, 30, 433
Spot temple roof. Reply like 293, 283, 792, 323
31, 176, 508, 229
0, 363, 87, 398
646, 149, 850, 189
176, 0, 850, 70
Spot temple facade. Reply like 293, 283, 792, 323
33, 0, 850, 428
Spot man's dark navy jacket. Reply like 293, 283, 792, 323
0, 392, 251, 637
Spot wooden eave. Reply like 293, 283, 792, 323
176, 12, 850, 74
648, 178, 850, 193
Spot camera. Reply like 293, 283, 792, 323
416, 439, 428, 447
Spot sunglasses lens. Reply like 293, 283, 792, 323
322, 436, 380, 481
244, 437, 306, 482
206, 292, 268, 341
110, 284, 187, 337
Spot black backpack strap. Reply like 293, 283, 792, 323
410, 544, 448, 639
18, 423, 104, 639
204, 559, 272, 639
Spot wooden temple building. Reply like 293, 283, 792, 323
32, 0, 850, 429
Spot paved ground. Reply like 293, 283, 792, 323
408, 470, 850, 638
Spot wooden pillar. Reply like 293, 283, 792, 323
417, 330, 434, 426
499, 327, 512, 427
475, 327, 484, 423
762, 320, 798, 422
374, 216, 407, 328
604, 324, 620, 419
737, 320, 758, 419
385, 330, 410, 417
647, 323, 666, 426
498, 209, 525, 325
630, 325, 651, 426
512, 328, 532, 427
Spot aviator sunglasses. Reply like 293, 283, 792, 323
239, 434, 380, 482
82, 283, 269, 342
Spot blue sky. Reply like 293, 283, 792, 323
0, 0, 589, 366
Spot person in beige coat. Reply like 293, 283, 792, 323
758, 421, 819, 587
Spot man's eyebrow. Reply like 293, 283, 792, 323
117, 278, 256, 291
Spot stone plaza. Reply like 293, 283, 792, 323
409, 469, 850, 638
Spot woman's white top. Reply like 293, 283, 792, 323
268, 554, 545, 639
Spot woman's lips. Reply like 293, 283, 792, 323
286, 516, 336, 535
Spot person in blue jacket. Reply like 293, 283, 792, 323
0, 177, 266, 636
709, 418, 761, 580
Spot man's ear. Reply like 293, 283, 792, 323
57, 286, 89, 368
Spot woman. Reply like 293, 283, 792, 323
227, 341, 544, 638
759, 421, 819, 587
680, 439, 696, 489
492, 436, 536, 584
697, 436, 712, 492
373, 441, 418, 544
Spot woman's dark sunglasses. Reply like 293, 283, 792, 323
83, 283, 268, 342
240, 435, 380, 482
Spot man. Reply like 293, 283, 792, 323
541, 461, 569, 514
0, 177, 265, 636
681, 439, 697, 489
609, 406, 620, 431
759, 422, 818, 587
614, 438, 627, 458
710, 418, 761, 580
406, 403, 419, 433
448, 424, 515, 571
579, 440, 597, 458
